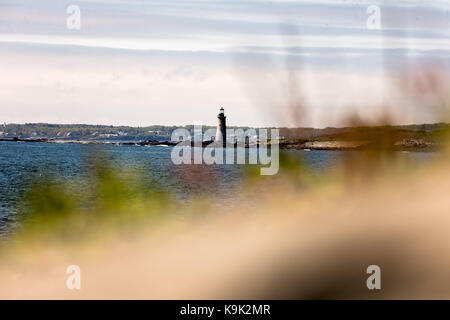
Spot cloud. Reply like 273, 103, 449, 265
0, 0, 448, 127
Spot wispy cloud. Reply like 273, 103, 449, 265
0, 0, 448, 127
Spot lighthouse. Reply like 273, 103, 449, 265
215, 107, 227, 147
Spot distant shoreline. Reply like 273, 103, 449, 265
0, 122, 448, 150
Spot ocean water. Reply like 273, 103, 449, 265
0, 141, 435, 237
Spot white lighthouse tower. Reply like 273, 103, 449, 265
215, 107, 227, 147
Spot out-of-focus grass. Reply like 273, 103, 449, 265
1, 61, 449, 299
0, 141, 449, 299
15, 156, 174, 244
18, 129, 442, 245
0, 128, 448, 299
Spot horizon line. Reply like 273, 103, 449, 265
2, 121, 449, 131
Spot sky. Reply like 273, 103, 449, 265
0, 0, 449, 128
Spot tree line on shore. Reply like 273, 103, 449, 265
0, 122, 449, 145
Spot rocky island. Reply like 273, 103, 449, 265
0, 122, 448, 152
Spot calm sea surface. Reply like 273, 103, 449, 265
0, 141, 435, 237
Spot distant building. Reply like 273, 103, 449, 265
215, 107, 227, 147
99, 133, 118, 138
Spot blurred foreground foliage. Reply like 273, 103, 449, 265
16, 156, 174, 244
12, 124, 450, 246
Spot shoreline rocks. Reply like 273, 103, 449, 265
0, 137, 441, 151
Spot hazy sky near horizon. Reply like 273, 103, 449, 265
0, 0, 449, 127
